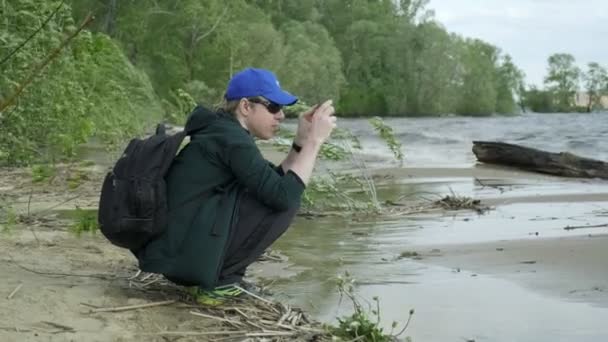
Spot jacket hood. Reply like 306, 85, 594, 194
184, 105, 218, 134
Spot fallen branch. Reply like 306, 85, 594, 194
143, 330, 296, 338
142, 330, 248, 337
89, 300, 176, 313
246, 331, 296, 337
41, 321, 75, 333
189, 310, 244, 326
473, 141, 608, 180
7, 283, 23, 300
8, 254, 121, 280
564, 223, 608, 230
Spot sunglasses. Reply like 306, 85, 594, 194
248, 98, 283, 114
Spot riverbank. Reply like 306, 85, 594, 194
0, 228, 326, 342
2, 142, 608, 341
0, 164, 330, 342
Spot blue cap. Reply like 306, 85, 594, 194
225, 68, 298, 106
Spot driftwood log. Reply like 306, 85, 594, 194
472, 141, 608, 180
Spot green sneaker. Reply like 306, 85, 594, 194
189, 284, 244, 306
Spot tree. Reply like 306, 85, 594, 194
523, 86, 554, 113
543, 53, 581, 112
1, 0, 161, 165
398, 0, 433, 23
456, 39, 499, 116
583, 62, 608, 112
495, 55, 525, 114
277, 21, 344, 105
404, 21, 460, 115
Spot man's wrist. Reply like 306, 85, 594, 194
294, 135, 307, 146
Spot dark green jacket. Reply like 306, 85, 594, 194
137, 106, 304, 288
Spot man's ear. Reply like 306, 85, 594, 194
238, 98, 251, 117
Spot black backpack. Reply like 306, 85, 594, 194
97, 124, 190, 251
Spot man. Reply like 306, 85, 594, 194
136, 68, 336, 304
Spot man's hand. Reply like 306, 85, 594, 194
284, 100, 336, 185
294, 104, 320, 146
309, 100, 336, 144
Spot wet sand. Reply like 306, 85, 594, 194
374, 160, 608, 309
262, 145, 608, 340
415, 234, 608, 308
371, 164, 562, 180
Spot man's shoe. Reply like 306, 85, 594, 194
189, 284, 243, 306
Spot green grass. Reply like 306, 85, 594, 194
69, 207, 98, 236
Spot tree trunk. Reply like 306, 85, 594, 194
472, 141, 608, 180
103, 0, 117, 37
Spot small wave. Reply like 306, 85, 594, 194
513, 133, 538, 141
567, 140, 594, 148
395, 131, 464, 145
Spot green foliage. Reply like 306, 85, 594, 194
0, 0, 162, 166
70, 207, 98, 236
583, 62, 608, 112
301, 174, 379, 212
283, 101, 310, 118
67, 0, 522, 119
273, 126, 359, 162
328, 272, 414, 341
31, 164, 56, 183
543, 53, 581, 112
524, 86, 556, 113
163, 89, 198, 125
525, 56, 607, 113
333, 310, 390, 341
330, 273, 390, 341
455, 39, 498, 115
368, 117, 403, 163
272, 124, 381, 212
1, 0, 540, 164
277, 20, 344, 105
495, 55, 525, 114
66, 169, 89, 189
0, 202, 18, 233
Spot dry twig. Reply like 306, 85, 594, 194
564, 223, 608, 230
89, 300, 176, 313
190, 310, 244, 326
7, 283, 23, 300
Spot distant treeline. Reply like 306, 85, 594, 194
523, 54, 608, 113
68, 0, 525, 118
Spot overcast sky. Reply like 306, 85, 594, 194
428, 0, 608, 87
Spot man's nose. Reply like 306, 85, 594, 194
276, 110, 285, 121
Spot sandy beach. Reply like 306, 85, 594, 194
416, 234, 608, 308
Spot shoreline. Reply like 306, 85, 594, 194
414, 234, 608, 308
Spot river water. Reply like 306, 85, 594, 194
270, 112, 608, 341
333, 112, 608, 167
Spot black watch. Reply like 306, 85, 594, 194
292, 142, 302, 152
